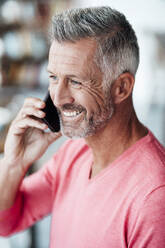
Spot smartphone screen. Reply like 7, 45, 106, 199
42, 93, 60, 132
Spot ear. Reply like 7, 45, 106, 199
111, 72, 135, 104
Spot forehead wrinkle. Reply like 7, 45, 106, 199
49, 52, 86, 70
49, 44, 91, 63
49, 52, 80, 62
49, 60, 80, 67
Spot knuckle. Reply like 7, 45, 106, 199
24, 97, 30, 105
23, 97, 43, 109
24, 97, 34, 105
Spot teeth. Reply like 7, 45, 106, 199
63, 111, 81, 117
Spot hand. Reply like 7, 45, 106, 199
3, 97, 61, 174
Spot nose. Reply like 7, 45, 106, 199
50, 80, 74, 108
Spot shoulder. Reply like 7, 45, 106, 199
122, 131, 165, 214
126, 133, 165, 244
133, 130, 165, 181
140, 130, 165, 165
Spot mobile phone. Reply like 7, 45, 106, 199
42, 93, 60, 132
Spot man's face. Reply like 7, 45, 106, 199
47, 39, 114, 138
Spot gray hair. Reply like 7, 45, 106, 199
51, 6, 139, 89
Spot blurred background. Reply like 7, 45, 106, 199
0, 0, 165, 247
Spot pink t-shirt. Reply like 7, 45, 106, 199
1, 130, 165, 247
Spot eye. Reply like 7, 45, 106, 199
49, 75, 58, 84
70, 79, 82, 88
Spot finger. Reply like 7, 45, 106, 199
20, 107, 46, 119
12, 117, 48, 135
23, 97, 45, 109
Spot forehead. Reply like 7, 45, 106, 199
48, 39, 98, 78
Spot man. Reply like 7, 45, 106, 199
0, 6, 165, 248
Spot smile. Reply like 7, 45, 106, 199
63, 110, 82, 117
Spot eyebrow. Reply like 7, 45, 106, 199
47, 69, 89, 81
47, 69, 55, 74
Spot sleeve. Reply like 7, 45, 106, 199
128, 185, 165, 248
0, 140, 69, 237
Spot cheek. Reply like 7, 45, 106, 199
77, 86, 106, 117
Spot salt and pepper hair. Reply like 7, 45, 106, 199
51, 6, 139, 89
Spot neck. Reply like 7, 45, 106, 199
85, 101, 148, 169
